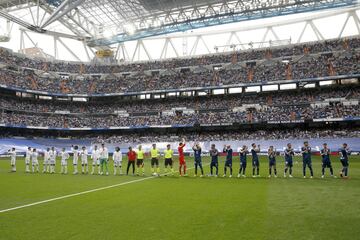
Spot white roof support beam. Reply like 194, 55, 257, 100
83, 41, 91, 62
116, 43, 130, 63
41, 0, 86, 29
309, 21, 324, 41
149, 6, 360, 40
351, 11, 360, 35
56, 37, 81, 62
53, 36, 58, 59
132, 40, 152, 62
0, 9, 39, 31
160, 38, 179, 59
297, 21, 309, 43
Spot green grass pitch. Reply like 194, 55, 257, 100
0, 155, 359, 240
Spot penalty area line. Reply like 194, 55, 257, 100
0, 164, 208, 214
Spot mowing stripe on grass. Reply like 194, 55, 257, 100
0, 164, 209, 214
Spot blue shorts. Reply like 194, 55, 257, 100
225, 161, 232, 167
322, 160, 332, 168
240, 161, 247, 168
194, 161, 203, 167
340, 159, 349, 167
269, 160, 276, 166
210, 162, 218, 168
285, 160, 293, 167
303, 160, 312, 167
253, 160, 259, 167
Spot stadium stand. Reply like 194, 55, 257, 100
0, 37, 359, 94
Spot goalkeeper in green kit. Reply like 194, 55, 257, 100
99, 143, 109, 175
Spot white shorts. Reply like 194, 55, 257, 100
81, 160, 88, 165
25, 158, 30, 165
10, 159, 16, 165
32, 160, 39, 166
44, 160, 49, 165
50, 160, 56, 165
73, 158, 78, 165
114, 161, 122, 167
92, 159, 100, 166
61, 161, 68, 166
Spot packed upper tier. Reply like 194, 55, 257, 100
0, 37, 359, 94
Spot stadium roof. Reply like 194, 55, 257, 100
0, 0, 358, 47
0, 0, 359, 62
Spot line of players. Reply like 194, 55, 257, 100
7, 140, 351, 178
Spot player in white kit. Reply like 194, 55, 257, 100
60, 148, 69, 174
80, 146, 89, 174
113, 147, 123, 175
73, 145, 79, 174
91, 145, 100, 175
49, 147, 56, 174
31, 148, 39, 173
43, 148, 50, 173
8, 148, 16, 172
25, 147, 32, 173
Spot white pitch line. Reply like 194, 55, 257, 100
0, 164, 209, 214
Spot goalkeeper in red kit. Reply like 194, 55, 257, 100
178, 138, 187, 176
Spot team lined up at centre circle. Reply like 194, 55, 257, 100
8, 139, 351, 179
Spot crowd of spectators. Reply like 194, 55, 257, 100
91, 129, 360, 145
0, 38, 359, 94
0, 52, 359, 94
0, 86, 357, 114
0, 102, 358, 128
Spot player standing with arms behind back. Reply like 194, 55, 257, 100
178, 138, 187, 176
163, 144, 174, 176
8, 148, 16, 172
339, 143, 350, 178
284, 143, 294, 178
126, 146, 136, 175
31, 148, 39, 173
113, 147, 123, 175
150, 144, 160, 176
91, 145, 100, 175
80, 146, 89, 174
301, 141, 314, 178
25, 147, 32, 173
43, 148, 50, 173
72, 145, 79, 174
251, 143, 260, 177
60, 148, 69, 174
49, 147, 56, 174
136, 145, 145, 176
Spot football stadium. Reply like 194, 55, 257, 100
0, 0, 360, 239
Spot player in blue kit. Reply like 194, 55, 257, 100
209, 144, 219, 177
320, 143, 335, 178
301, 141, 314, 178
192, 143, 204, 177
251, 143, 260, 177
268, 146, 277, 178
238, 145, 248, 178
223, 145, 233, 178
284, 143, 294, 178
339, 143, 350, 178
